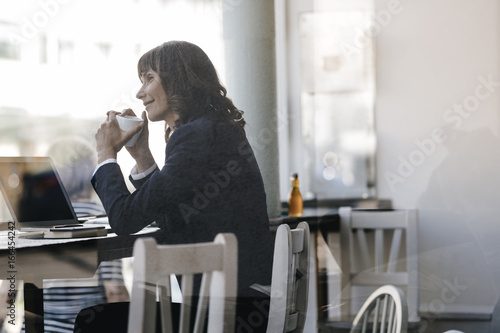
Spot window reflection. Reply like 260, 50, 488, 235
299, 10, 376, 199
0, 0, 377, 210
0, 0, 224, 203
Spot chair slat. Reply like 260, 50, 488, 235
356, 229, 372, 269
387, 298, 395, 333
373, 298, 380, 333
180, 274, 194, 333
362, 310, 369, 332
159, 283, 173, 333
374, 229, 384, 273
193, 272, 212, 333
380, 295, 389, 332
387, 229, 403, 273
391, 306, 398, 333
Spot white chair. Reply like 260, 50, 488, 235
338, 207, 419, 323
127, 234, 238, 333
350, 285, 408, 333
267, 221, 310, 333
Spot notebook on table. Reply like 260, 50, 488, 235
0, 156, 109, 237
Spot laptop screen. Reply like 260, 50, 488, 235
0, 156, 77, 228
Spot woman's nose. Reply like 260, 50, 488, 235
136, 87, 145, 100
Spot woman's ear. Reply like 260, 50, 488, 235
165, 124, 171, 143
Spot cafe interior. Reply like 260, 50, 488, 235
0, 0, 499, 332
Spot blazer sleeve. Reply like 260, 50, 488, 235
91, 122, 214, 235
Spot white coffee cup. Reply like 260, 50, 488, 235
116, 115, 144, 147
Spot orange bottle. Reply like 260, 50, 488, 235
288, 173, 303, 217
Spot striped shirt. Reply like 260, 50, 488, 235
21, 202, 127, 333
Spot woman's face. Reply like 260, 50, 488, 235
136, 69, 170, 122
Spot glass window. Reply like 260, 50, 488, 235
0, 0, 223, 206
0, 0, 376, 213
280, 3, 377, 201
58, 40, 74, 64
0, 40, 20, 60
0, 22, 21, 60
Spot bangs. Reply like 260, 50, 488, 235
137, 46, 161, 78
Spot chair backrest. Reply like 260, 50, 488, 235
350, 285, 408, 333
127, 233, 238, 333
267, 221, 310, 333
339, 207, 419, 322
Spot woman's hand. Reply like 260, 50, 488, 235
95, 110, 144, 164
121, 109, 156, 172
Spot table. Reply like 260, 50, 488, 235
0, 208, 341, 333
269, 207, 339, 234
0, 227, 162, 332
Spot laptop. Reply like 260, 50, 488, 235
0, 156, 105, 231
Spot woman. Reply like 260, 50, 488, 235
76, 41, 273, 332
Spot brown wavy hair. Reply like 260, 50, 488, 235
137, 41, 245, 141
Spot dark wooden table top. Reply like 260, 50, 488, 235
269, 207, 340, 236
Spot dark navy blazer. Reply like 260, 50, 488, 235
92, 117, 273, 296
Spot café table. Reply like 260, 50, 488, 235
0, 206, 344, 333
0, 227, 162, 332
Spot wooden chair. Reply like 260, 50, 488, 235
350, 285, 408, 333
267, 221, 310, 333
127, 233, 238, 333
338, 207, 419, 323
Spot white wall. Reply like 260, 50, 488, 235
375, 0, 500, 313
